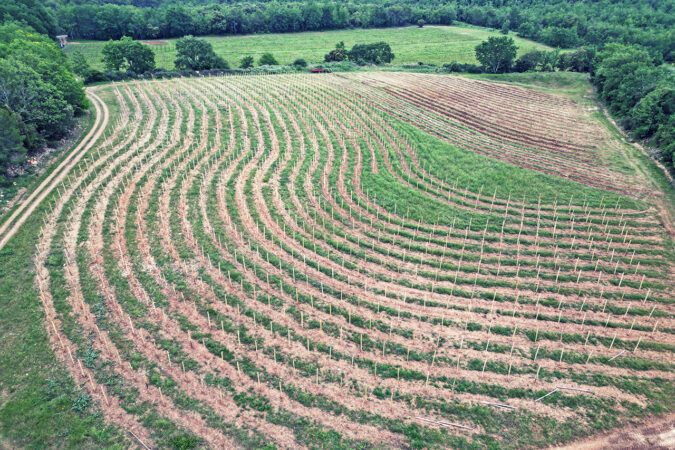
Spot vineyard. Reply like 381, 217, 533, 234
28, 72, 673, 448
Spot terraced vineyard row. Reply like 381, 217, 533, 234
343, 72, 648, 196
35, 73, 673, 448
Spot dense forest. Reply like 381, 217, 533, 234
0, 16, 86, 184
0, 0, 673, 177
45, 0, 675, 62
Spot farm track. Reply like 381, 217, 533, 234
30, 73, 674, 448
0, 87, 109, 251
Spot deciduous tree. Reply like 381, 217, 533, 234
475, 36, 517, 73
69, 51, 92, 77
348, 42, 394, 65
101, 39, 125, 71
102, 37, 155, 74
0, 107, 25, 183
174, 35, 228, 70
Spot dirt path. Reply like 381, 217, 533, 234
596, 102, 675, 239
0, 87, 110, 251
557, 413, 675, 449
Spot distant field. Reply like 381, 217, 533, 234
64, 24, 553, 70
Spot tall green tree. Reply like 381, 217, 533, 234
101, 39, 125, 71
0, 59, 73, 147
540, 27, 579, 48
32, 0, 675, 69
164, 5, 194, 37
102, 37, 155, 74
630, 86, 675, 142
174, 35, 228, 71
0, 24, 87, 113
0, 0, 58, 37
0, 22, 85, 179
69, 51, 92, 78
593, 43, 674, 169
122, 38, 156, 73
0, 107, 25, 182
475, 36, 517, 73
593, 44, 657, 116
652, 115, 675, 166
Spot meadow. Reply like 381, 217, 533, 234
64, 24, 553, 70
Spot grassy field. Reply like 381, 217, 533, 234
64, 24, 553, 70
464, 71, 593, 97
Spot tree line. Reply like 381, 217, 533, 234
0, 22, 86, 185
16, 0, 672, 64
69, 35, 298, 84
593, 45, 674, 168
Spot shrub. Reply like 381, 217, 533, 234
72, 392, 91, 414
84, 69, 107, 84
348, 42, 394, 65
69, 51, 91, 78
258, 53, 278, 66
442, 62, 483, 73
556, 47, 595, 72
239, 55, 254, 69
169, 433, 199, 450
0, 107, 25, 181
325, 42, 347, 62
514, 50, 554, 72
